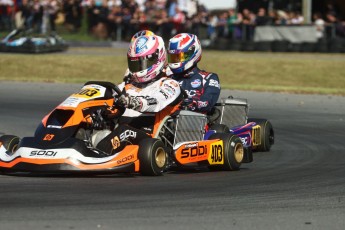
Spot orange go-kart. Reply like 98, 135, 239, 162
0, 81, 252, 176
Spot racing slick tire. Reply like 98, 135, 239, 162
138, 138, 167, 176
0, 135, 20, 153
209, 124, 230, 133
248, 118, 274, 152
208, 133, 244, 171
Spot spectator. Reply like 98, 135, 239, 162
241, 8, 251, 25
267, 9, 277, 25
255, 7, 270, 25
227, 8, 242, 39
63, 0, 82, 32
156, 8, 171, 41
87, 0, 109, 39
32, 0, 44, 32
290, 11, 304, 25
0, 0, 14, 31
207, 13, 217, 40
166, 0, 176, 18
216, 11, 228, 38
18, 0, 33, 29
47, 0, 59, 32
313, 12, 325, 40
276, 10, 288, 25
121, 7, 132, 40
171, 5, 185, 35
107, 5, 122, 40
326, 12, 345, 38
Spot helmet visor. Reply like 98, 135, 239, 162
128, 54, 158, 72
168, 48, 194, 63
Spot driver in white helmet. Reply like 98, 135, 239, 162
97, 34, 183, 154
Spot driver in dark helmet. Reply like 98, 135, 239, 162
167, 33, 221, 114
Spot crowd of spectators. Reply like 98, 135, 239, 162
1, 0, 344, 41
211, 6, 345, 41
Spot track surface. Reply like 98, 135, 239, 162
0, 82, 345, 230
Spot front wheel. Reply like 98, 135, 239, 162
0, 135, 20, 153
248, 118, 274, 152
138, 138, 167, 176
208, 133, 244, 171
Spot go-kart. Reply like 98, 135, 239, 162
0, 81, 253, 176
212, 97, 274, 155
0, 29, 68, 53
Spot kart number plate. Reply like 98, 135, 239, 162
208, 140, 224, 165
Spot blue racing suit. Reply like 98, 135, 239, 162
171, 66, 221, 113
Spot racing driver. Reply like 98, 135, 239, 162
96, 34, 183, 155
167, 33, 221, 114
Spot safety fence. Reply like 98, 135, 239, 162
205, 24, 345, 53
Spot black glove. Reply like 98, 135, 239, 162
92, 109, 106, 129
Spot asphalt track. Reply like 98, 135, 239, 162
0, 82, 345, 230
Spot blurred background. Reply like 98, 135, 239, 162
0, 0, 345, 52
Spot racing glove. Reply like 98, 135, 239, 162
117, 95, 143, 111
180, 98, 197, 111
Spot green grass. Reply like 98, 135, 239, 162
0, 48, 344, 95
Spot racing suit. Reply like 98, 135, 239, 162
170, 66, 221, 113
97, 76, 183, 155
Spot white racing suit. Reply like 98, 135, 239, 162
97, 76, 183, 155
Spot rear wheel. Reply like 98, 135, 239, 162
208, 133, 244, 171
0, 135, 20, 153
138, 138, 167, 176
248, 118, 274, 152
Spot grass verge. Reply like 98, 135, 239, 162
0, 48, 344, 95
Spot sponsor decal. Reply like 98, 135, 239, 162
117, 154, 134, 164
30, 150, 57, 157
185, 89, 197, 97
181, 143, 207, 159
209, 79, 220, 88
197, 101, 208, 108
208, 141, 224, 165
159, 90, 169, 99
191, 79, 201, 88
142, 127, 153, 132
43, 134, 55, 141
111, 136, 120, 150
168, 49, 178, 54
136, 37, 148, 53
170, 81, 179, 88
120, 130, 137, 141
164, 84, 176, 93
184, 143, 197, 148
240, 136, 250, 146
163, 88, 174, 96
47, 125, 62, 129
